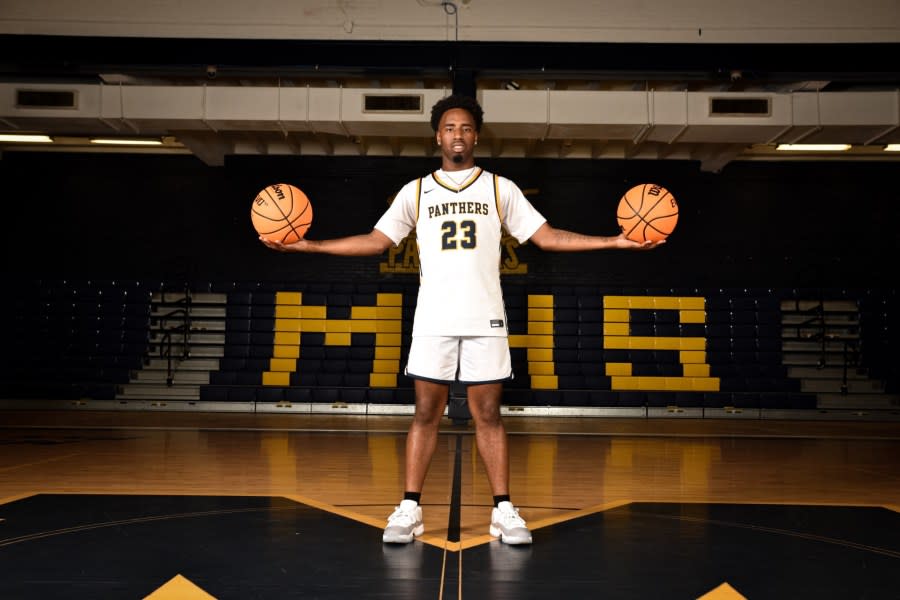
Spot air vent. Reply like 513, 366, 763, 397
363, 94, 423, 113
16, 89, 77, 109
709, 97, 770, 116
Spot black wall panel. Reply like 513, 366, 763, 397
2, 152, 897, 289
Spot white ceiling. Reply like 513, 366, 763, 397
1, 0, 898, 170
2, 77, 898, 172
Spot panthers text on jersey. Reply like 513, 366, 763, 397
375, 167, 546, 336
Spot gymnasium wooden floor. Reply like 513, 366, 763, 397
1, 409, 898, 599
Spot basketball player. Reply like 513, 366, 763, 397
260, 94, 663, 545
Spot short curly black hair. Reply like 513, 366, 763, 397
430, 94, 484, 132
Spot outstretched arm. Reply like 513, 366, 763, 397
259, 229, 395, 256
528, 223, 664, 251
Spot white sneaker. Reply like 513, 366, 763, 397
489, 501, 533, 545
382, 499, 424, 544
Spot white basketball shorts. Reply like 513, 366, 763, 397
405, 336, 513, 384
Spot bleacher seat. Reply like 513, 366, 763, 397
3, 281, 854, 415
1, 279, 152, 402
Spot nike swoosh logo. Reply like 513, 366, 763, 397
423, 189, 434, 193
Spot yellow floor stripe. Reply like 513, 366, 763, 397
0, 492, 36, 506
281, 494, 450, 550
143, 574, 217, 600
438, 545, 449, 600
696, 582, 747, 600
281, 494, 636, 551
526, 499, 633, 530
456, 499, 633, 550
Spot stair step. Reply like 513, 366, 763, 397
152, 292, 227, 304
781, 340, 858, 352
180, 346, 225, 358
148, 333, 225, 354
150, 332, 225, 344
788, 366, 869, 379
115, 392, 202, 401
782, 353, 826, 366
781, 331, 859, 341
152, 306, 225, 318
145, 358, 220, 371
188, 320, 227, 332
802, 379, 885, 394
780, 299, 859, 312
781, 353, 866, 369
135, 370, 210, 384
120, 382, 200, 393
149, 319, 226, 332
117, 383, 200, 400
780, 314, 859, 326
817, 393, 900, 410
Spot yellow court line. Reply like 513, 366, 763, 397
454, 498, 900, 551
281, 493, 385, 527
613, 495, 897, 509
143, 574, 217, 600
456, 499, 634, 551
456, 535, 491, 550
528, 499, 634, 529
0, 492, 36, 506
457, 545, 463, 599
281, 493, 450, 550
1, 490, 451, 549
418, 532, 457, 549
359, 499, 639, 551
437, 542, 463, 600
696, 582, 748, 600
0, 505, 275, 549
281, 493, 634, 552
438, 546, 448, 600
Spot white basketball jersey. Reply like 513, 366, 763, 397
375, 167, 547, 336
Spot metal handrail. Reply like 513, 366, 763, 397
156, 285, 192, 386
840, 338, 860, 395
794, 299, 827, 367
793, 298, 860, 393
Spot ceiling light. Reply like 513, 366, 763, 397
776, 144, 851, 152
0, 133, 53, 143
884, 144, 900, 152
90, 137, 163, 146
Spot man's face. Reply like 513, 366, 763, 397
435, 108, 478, 165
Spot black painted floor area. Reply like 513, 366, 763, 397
1, 495, 898, 599
463, 503, 900, 599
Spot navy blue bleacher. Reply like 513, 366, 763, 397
1, 280, 154, 401
8, 280, 894, 415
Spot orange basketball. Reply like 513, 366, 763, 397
616, 183, 678, 243
251, 183, 313, 244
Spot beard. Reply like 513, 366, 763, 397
451, 153, 464, 164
